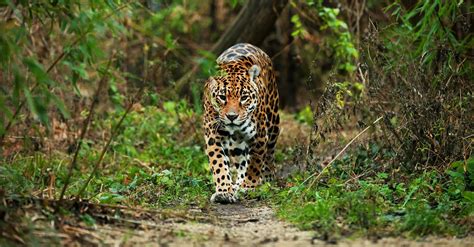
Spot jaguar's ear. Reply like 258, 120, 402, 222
209, 77, 217, 84
206, 77, 219, 107
248, 64, 261, 82
206, 77, 217, 90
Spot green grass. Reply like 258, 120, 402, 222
1, 100, 211, 208
1, 101, 472, 239
252, 149, 474, 239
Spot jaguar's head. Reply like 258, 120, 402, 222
206, 65, 261, 126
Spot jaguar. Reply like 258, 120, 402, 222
203, 43, 280, 203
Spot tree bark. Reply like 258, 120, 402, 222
173, 0, 289, 96
211, 0, 288, 55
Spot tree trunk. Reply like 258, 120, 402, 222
173, 0, 289, 96
211, 0, 288, 55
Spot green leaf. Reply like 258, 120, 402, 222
229, 0, 240, 8
163, 101, 176, 113
50, 93, 71, 119
23, 87, 41, 124
80, 214, 96, 227
447, 170, 463, 179
23, 58, 51, 85
12, 66, 25, 106
462, 191, 474, 203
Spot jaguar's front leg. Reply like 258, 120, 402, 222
242, 136, 267, 189
229, 141, 250, 195
205, 135, 235, 203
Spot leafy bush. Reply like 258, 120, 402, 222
359, 0, 472, 168
292, 0, 359, 74
0, 1, 127, 133
0, 0, 221, 150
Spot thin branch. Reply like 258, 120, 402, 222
300, 116, 384, 189
56, 55, 114, 206
75, 87, 144, 199
271, 39, 296, 60
76, 31, 147, 198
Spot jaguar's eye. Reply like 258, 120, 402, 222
218, 95, 226, 102
241, 95, 249, 102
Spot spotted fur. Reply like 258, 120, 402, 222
203, 43, 280, 203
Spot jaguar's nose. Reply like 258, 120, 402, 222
226, 113, 238, 121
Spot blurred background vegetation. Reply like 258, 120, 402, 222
0, 0, 473, 244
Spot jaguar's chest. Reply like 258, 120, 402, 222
220, 119, 256, 142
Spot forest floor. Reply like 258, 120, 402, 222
1, 105, 472, 246
3, 198, 473, 246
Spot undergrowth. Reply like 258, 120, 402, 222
255, 145, 473, 239
1, 99, 472, 241
0, 100, 211, 208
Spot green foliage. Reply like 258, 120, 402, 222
448, 157, 474, 214
0, 0, 128, 132
0, 0, 214, 138
290, 14, 305, 38
0, 101, 211, 207
386, 0, 470, 67
333, 81, 364, 108
359, 0, 472, 167
289, 1, 359, 74
90, 101, 209, 206
401, 201, 447, 236
300, 0, 359, 73
196, 50, 218, 78
295, 105, 313, 125
316, 6, 359, 73
229, 0, 245, 8
247, 144, 472, 239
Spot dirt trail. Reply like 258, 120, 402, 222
5, 198, 472, 246
92, 201, 313, 246
3, 197, 474, 247
88, 201, 473, 247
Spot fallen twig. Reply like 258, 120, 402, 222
236, 218, 259, 223
343, 170, 374, 185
